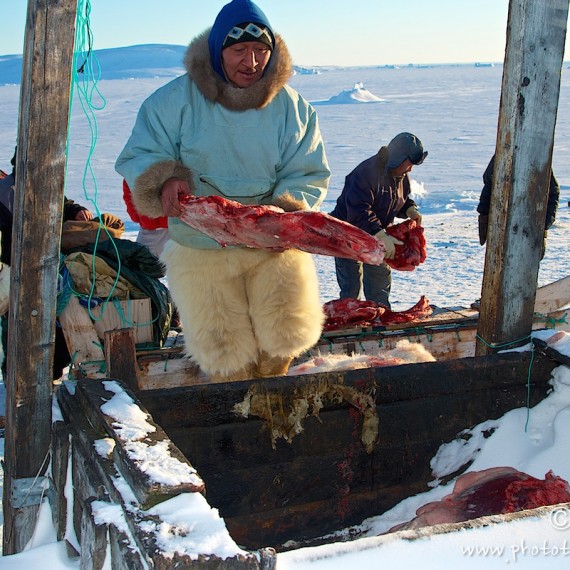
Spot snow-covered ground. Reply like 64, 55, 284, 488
0, 59, 570, 567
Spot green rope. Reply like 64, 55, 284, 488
64, 0, 127, 324
524, 344, 535, 432
533, 312, 568, 328
476, 333, 537, 433
475, 333, 531, 351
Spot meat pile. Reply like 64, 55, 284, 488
322, 296, 433, 331
388, 467, 570, 533
179, 194, 385, 265
385, 219, 427, 271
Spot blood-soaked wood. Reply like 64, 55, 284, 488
166, 379, 548, 518
190, 441, 433, 518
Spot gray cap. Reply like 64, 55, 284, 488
387, 132, 427, 168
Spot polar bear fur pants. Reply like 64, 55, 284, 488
162, 241, 324, 379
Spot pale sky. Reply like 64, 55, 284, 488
3, 1, 570, 66
2, 0, 551, 66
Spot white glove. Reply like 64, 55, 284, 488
406, 205, 423, 225
374, 230, 403, 260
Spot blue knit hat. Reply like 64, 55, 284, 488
208, 0, 275, 80
387, 132, 428, 168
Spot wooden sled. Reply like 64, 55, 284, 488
50, 277, 570, 566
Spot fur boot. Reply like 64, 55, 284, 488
255, 352, 293, 378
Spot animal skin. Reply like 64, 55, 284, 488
288, 340, 436, 375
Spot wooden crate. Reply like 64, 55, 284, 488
59, 297, 153, 366
91, 298, 153, 345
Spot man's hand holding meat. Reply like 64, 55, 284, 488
160, 178, 190, 218
374, 229, 403, 260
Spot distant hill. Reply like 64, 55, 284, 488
0, 44, 187, 85
0, 44, 321, 85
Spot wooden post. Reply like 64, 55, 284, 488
105, 328, 140, 392
2, 0, 78, 555
476, 0, 569, 356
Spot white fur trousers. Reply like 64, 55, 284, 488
162, 242, 324, 377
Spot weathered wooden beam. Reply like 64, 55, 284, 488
2, 0, 78, 555
476, 0, 569, 355
104, 328, 139, 391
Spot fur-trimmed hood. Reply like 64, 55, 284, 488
183, 29, 293, 111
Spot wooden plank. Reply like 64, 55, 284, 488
59, 295, 105, 364
3, 0, 78, 555
73, 378, 206, 507
80, 499, 111, 570
316, 327, 478, 360
92, 298, 153, 345
476, 0, 569, 355
56, 382, 266, 568
139, 351, 554, 429
136, 356, 208, 390
50, 421, 71, 541
534, 276, 570, 314
105, 328, 139, 391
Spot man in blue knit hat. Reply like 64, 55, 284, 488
116, 0, 330, 382
330, 132, 427, 308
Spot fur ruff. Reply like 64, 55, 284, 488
184, 29, 293, 111
271, 192, 310, 212
161, 241, 324, 377
133, 161, 195, 219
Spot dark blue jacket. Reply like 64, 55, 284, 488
477, 154, 560, 229
330, 147, 416, 235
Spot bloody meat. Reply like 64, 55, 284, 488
178, 194, 385, 266
385, 219, 427, 271
322, 296, 432, 331
387, 467, 570, 533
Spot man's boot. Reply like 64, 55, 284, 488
255, 351, 293, 378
